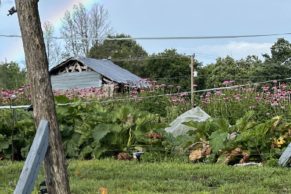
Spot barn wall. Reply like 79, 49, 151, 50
51, 72, 102, 90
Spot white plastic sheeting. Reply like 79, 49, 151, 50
165, 107, 210, 137
278, 143, 291, 167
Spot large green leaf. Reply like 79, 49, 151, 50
0, 134, 10, 150
79, 145, 93, 159
64, 133, 81, 158
234, 111, 255, 132
92, 125, 111, 143
55, 95, 70, 103
209, 131, 228, 154
92, 147, 108, 159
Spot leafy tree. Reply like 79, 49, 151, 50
252, 63, 291, 81
203, 56, 238, 87
202, 55, 266, 88
235, 55, 264, 82
88, 34, 148, 75
0, 62, 26, 89
258, 38, 291, 80
142, 49, 197, 90
264, 38, 291, 64
202, 39, 291, 89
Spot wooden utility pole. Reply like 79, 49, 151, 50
15, 1, 70, 193
190, 54, 195, 107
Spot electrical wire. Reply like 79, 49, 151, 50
1, 32, 291, 40
106, 55, 191, 62
105, 33, 291, 40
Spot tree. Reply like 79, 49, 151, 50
259, 38, 291, 80
61, 3, 111, 57
264, 38, 291, 64
88, 34, 148, 74
202, 56, 265, 88
236, 55, 264, 82
43, 21, 62, 67
89, 3, 111, 46
15, 1, 70, 193
204, 56, 238, 87
201, 52, 289, 89
0, 62, 26, 89
142, 49, 197, 90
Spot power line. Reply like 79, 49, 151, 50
104, 33, 291, 40
108, 53, 218, 62
108, 55, 191, 62
1, 32, 291, 40
152, 75, 291, 82
140, 75, 291, 84
0, 34, 21, 38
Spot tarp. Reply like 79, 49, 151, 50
278, 143, 291, 167
165, 106, 210, 137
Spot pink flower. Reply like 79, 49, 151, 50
272, 86, 278, 91
235, 96, 241, 101
215, 90, 222, 96
271, 100, 279, 106
222, 80, 235, 85
262, 85, 269, 92
205, 92, 211, 97
222, 80, 229, 85
180, 92, 188, 97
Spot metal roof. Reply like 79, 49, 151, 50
50, 57, 147, 87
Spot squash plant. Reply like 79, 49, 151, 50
183, 111, 291, 163
57, 101, 167, 159
0, 109, 34, 160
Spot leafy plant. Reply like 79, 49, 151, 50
183, 111, 291, 163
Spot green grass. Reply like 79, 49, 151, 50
0, 159, 290, 194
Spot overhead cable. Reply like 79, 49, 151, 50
1, 32, 291, 40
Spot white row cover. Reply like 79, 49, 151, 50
165, 106, 210, 137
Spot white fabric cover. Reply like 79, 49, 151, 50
165, 107, 210, 137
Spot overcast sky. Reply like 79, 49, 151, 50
0, 0, 291, 66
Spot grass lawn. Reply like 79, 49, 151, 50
0, 159, 290, 194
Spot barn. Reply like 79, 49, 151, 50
49, 57, 147, 93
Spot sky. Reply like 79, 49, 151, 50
1, 0, 291, 66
